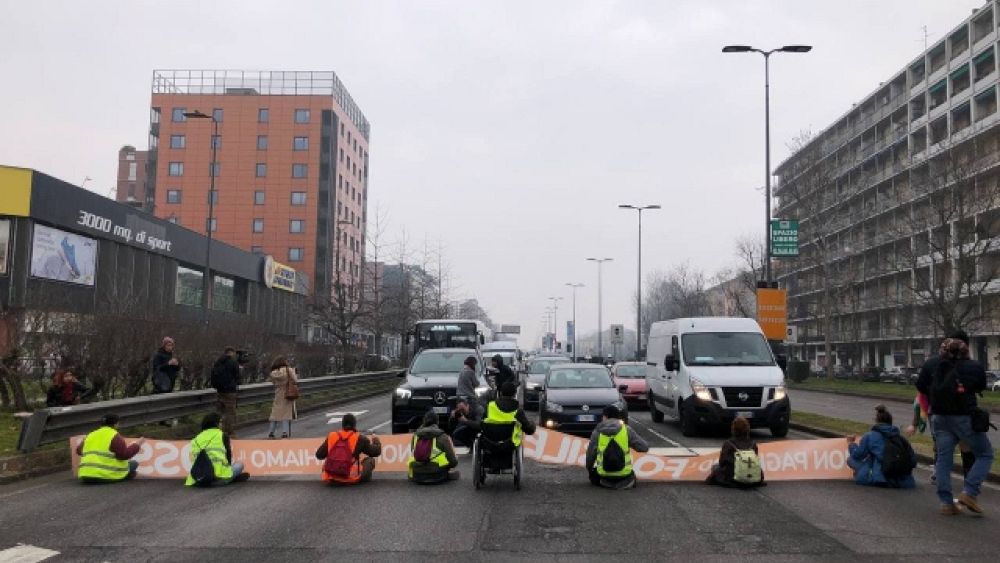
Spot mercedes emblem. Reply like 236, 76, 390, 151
433, 391, 447, 405
581, 405, 590, 412
738, 392, 750, 402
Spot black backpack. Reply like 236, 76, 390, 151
189, 447, 217, 487
881, 433, 915, 479
930, 363, 966, 414
601, 438, 627, 473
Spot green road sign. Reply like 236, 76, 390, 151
771, 219, 799, 257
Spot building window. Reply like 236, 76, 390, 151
209, 162, 220, 177
290, 220, 305, 233
166, 189, 181, 204
339, 148, 344, 162
258, 108, 269, 123
170, 135, 186, 149
253, 218, 264, 233
340, 122, 345, 135
127, 162, 138, 181
251, 246, 264, 254
294, 109, 310, 123
293, 136, 309, 151
254, 190, 265, 205
168, 162, 184, 176
208, 190, 219, 204
292, 164, 308, 178
289, 248, 305, 262
257, 135, 268, 150
175, 266, 203, 306
206, 218, 217, 232
171, 107, 187, 122
211, 135, 222, 149
212, 275, 247, 314
291, 192, 307, 206
338, 175, 343, 188
212, 108, 224, 122
256, 163, 267, 177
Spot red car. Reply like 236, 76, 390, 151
610, 362, 648, 407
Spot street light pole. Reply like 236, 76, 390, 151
619, 204, 660, 360
586, 258, 613, 359
565, 282, 584, 361
183, 110, 219, 324
548, 296, 563, 353
722, 44, 812, 285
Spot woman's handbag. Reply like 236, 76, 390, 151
284, 368, 300, 401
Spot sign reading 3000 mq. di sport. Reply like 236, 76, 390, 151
770, 219, 799, 257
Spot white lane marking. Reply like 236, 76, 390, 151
326, 410, 369, 425
368, 420, 390, 431
628, 419, 683, 447
455, 447, 470, 455
0, 482, 51, 502
0, 544, 59, 563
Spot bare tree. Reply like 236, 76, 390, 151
360, 204, 391, 358
640, 263, 712, 338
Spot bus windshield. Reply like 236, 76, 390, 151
414, 322, 479, 352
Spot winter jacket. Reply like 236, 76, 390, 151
847, 424, 916, 488
456, 366, 480, 402
490, 363, 517, 391
315, 432, 382, 460
151, 348, 181, 393
211, 355, 241, 393
268, 367, 298, 422
463, 397, 537, 436
916, 355, 986, 415
585, 419, 649, 472
708, 437, 764, 488
408, 423, 459, 482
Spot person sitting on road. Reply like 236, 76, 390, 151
847, 404, 916, 489
316, 413, 382, 485
449, 400, 475, 449
460, 381, 536, 443
706, 416, 765, 488
185, 413, 249, 486
408, 410, 460, 484
76, 414, 145, 483
585, 405, 649, 490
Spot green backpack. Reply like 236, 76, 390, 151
732, 443, 762, 485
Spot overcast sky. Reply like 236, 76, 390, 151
0, 0, 987, 349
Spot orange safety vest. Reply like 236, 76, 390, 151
322, 430, 361, 483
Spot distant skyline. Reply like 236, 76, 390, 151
0, 0, 986, 349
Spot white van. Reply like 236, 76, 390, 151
646, 317, 789, 437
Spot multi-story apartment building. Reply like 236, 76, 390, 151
145, 70, 370, 301
775, 3, 1000, 370
114, 145, 149, 208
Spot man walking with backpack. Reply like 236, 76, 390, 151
916, 332, 994, 516
316, 413, 382, 484
585, 405, 649, 489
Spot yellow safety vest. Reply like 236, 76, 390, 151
484, 401, 523, 446
78, 426, 130, 481
595, 424, 633, 478
407, 434, 449, 478
185, 428, 233, 486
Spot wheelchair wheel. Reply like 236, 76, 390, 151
512, 446, 522, 490
472, 439, 483, 490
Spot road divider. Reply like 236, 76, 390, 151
70, 428, 853, 481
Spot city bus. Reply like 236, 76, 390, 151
408, 319, 491, 358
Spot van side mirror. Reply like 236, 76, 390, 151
664, 354, 678, 372
618, 384, 629, 394
397, 369, 407, 378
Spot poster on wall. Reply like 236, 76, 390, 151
0, 219, 9, 275
30, 224, 97, 286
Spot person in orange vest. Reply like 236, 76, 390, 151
315, 413, 382, 484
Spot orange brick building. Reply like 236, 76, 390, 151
145, 70, 369, 301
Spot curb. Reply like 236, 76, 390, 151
790, 421, 1000, 485
0, 382, 396, 485
787, 385, 1000, 415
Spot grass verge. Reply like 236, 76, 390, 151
789, 378, 1000, 409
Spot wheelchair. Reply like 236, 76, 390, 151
471, 421, 523, 490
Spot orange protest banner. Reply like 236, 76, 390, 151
71, 430, 852, 481
756, 287, 787, 341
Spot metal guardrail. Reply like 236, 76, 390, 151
15, 371, 400, 453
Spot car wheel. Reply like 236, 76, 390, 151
649, 393, 664, 423
770, 422, 789, 438
679, 401, 697, 437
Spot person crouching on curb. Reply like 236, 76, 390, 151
185, 413, 249, 486
316, 413, 382, 484
706, 416, 765, 488
408, 410, 460, 484
585, 405, 649, 489
77, 414, 145, 483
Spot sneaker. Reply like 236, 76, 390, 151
232, 472, 251, 483
930, 474, 937, 485
957, 493, 984, 516
940, 503, 962, 516
267, 433, 275, 440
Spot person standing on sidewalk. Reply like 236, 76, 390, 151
211, 347, 242, 437
151, 337, 181, 394
267, 356, 298, 439
916, 331, 994, 516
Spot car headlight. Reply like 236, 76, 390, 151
773, 384, 786, 402
528, 382, 541, 390
394, 388, 412, 400
475, 385, 491, 399
692, 379, 713, 402
545, 400, 564, 413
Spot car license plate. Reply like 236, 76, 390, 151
577, 414, 596, 422
735, 411, 754, 419
433, 406, 449, 414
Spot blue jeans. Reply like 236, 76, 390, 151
932, 414, 994, 504
268, 420, 291, 436
228, 462, 245, 484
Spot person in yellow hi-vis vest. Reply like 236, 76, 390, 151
185, 413, 249, 486
585, 405, 648, 489
76, 414, 145, 483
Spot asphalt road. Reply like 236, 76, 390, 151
1, 393, 998, 562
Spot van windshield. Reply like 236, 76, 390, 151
681, 333, 774, 366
